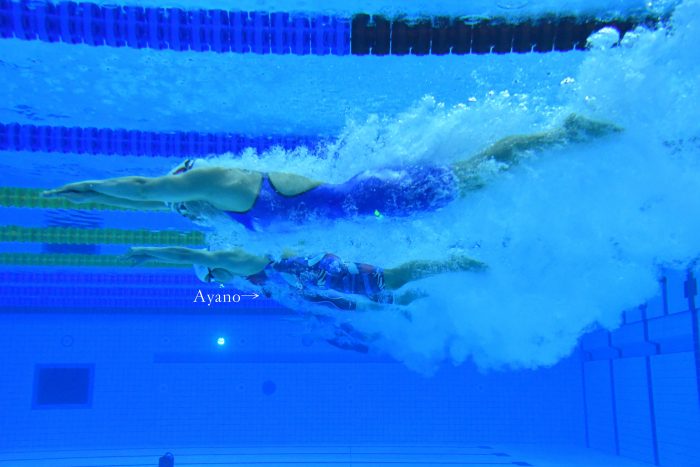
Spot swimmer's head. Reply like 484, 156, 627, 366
193, 264, 235, 283
171, 159, 194, 175
208, 268, 235, 283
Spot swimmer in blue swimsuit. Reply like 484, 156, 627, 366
124, 246, 486, 311
43, 114, 621, 230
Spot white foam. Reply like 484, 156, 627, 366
586, 26, 621, 49
206, 0, 700, 374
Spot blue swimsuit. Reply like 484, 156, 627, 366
171, 160, 459, 231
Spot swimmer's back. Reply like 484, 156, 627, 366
169, 160, 459, 230
228, 165, 459, 230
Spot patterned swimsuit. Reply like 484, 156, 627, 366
246, 253, 394, 311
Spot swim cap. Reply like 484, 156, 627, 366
193, 264, 213, 283
171, 159, 194, 175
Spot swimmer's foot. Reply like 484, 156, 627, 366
563, 113, 623, 142
394, 289, 428, 307
448, 255, 488, 272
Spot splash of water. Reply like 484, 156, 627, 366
203, 0, 700, 374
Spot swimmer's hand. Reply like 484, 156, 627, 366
394, 289, 429, 307
42, 181, 99, 202
124, 247, 156, 266
563, 113, 623, 141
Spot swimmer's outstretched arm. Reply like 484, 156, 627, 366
452, 113, 623, 192
42, 188, 169, 211
125, 246, 269, 276
43, 167, 263, 212
126, 246, 211, 265
43, 168, 324, 212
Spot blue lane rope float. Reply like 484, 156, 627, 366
1, 296, 284, 312
0, 123, 327, 157
1, 284, 197, 299
0, 272, 281, 310
0, 294, 260, 310
0, 271, 286, 312
0, 270, 201, 285
0, 1, 350, 55
0, 1, 663, 56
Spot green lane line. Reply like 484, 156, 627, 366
0, 253, 189, 268
0, 226, 205, 245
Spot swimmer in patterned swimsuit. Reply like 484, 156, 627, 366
124, 246, 486, 311
43, 114, 622, 230
126, 246, 483, 353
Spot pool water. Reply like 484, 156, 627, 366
1, 0, 699, 466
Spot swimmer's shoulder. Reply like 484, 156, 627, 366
175, 165, 262, 189
171, 159, 262, 178
268, 172, 323, 196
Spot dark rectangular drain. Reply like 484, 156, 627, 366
33, 364, 94, 408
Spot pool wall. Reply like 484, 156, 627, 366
1, 265, 699, 465
0, 313, 585, 448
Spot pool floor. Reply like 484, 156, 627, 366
0, 444, 657, 467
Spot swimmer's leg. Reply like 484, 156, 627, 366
451, 113, 623, 193
383, 255, 486, 290
325, 322, 374, 353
